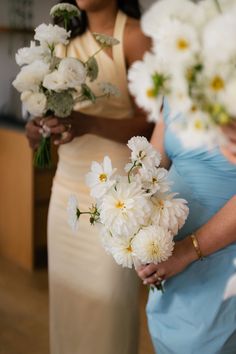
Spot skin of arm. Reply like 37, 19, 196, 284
137, 119, 236, 285
220, 121, 236, 164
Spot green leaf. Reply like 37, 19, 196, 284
47, 91, 74, 117
80, 84, 96, 103
85, 57, 99, 82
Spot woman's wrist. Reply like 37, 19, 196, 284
180, 236, 200, 265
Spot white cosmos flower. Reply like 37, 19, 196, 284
203, 10, 236, 65
110, 236, 134, 268
139, 167, 170, 195
21, 91, 47, 116
199, 0, 236, 24
223, 260, 236, 300
34, 23, 70, 48
132, 225, 174, 264
141, 0, 201, 39
15, 41, 50, 66
85, 156, 116, 199
151, 193, 189, 236
153, 19, 199, 68
12, 60, 50, 93
58, 58, 86, 87
126, 136, 161, 171
168, 71, 194, 115
100, 178, 151, 238
67, 195, 79, 232
128, 52, 168, 122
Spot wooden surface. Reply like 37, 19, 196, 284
0, 127, 56, 270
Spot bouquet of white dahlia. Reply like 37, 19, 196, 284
13, 3, 119, 168
67, 136, 189, 290
128, 0, 236, 149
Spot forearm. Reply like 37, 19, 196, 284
194, 195, 236, 257
71, 110, 154, 144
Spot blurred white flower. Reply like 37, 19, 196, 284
141, 0, 201, 39
153, 19, 199, 67
85, 156, 116, 199
15, 41, 50, 66
127, 136, 161, 171
98, 82, 120, 97
67, 195, 79, 232
203, 10, 236, 64
151, 193, 189, 236
34, 23, 70, 48
223, 260, 236, 300
12, 60, 50, 93
100, 178, 151, 237
21, 91, 47, 116
128, 52, 167, 122
110, 236, 134, 268
168, 72, 194, 115
132, 225, 174, 264
58, 58, 86, 87
221, 80, 236, 117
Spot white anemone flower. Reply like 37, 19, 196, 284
153, 19, 200, 68
132, 225, 174, 264
126, 136, 161, 171
15, 41, 50, 66
21, 91, 47, 116
128, 52, 168, 122
12, 60, 50, 93
100, 178, 151, 238
223, 260, 236, 300
58, 58, 86, 87
43, 70, 69, 92
34, 23, 70, 48
139, 167, 170, 195
67, 195, 79, 232
110, 236, 134, 268
85, 156, 116, 199
151, 193, 189, 236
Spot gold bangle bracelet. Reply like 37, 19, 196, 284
190, 233, 203, 261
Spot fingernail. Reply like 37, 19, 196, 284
54, 141, 59, 145
39, 128, 43, 134
143, 280, 147, 285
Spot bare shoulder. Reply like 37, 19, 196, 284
124, 17, 151, 66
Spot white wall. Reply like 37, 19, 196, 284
0, 0, 57, 119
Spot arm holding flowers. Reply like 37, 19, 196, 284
137, 120, 236, 285
221, 121, 236, 164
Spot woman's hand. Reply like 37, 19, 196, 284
136, 237, 197, 286
25, 117, 42, 150
40, 115, 76, 145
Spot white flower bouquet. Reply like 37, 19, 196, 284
13, 3, 119, 168
67, 136, 189, 291
128, 0, 236, 149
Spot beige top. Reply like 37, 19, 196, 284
57, 10, 134, 119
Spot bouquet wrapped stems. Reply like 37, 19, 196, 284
34, 135, 51, 169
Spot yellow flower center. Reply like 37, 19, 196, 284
99, 173, 107, 182
177, 38, 189, 51
146, 88, 156, 98
210, 76, 225, 91
115, 200, 125, 209
126, 245, 133, 253
150, 241, 160, 256
158, 199, 164, 209
194, 119, 203, 130
152, 177, 158, 184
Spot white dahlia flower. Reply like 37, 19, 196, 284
132, 225, 174, 264
15, 41, 50, 66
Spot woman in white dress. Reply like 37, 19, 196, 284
26, 1, 152, 353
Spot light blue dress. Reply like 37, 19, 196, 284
147, 100, 236, 354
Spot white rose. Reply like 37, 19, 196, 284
58, 58, 86, 87
15, 41, 50, 66
12, 60, 50, 93
34, 23, 71, 48
21, 91, 47, 116
43, 71, 69, 92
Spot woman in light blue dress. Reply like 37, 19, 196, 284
137, 100, 236, 354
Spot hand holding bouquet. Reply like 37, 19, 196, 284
67, 136, 189, 291
13, 3, 119, 168
128, 0, 236, 149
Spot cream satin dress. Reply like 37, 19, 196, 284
48, 11, 140, 354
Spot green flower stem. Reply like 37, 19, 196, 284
214, 0, 222, 13
128, 161, 138, 183
84, 46, 105, 64
34, 136, 52, 169
150, 282, 164, 293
